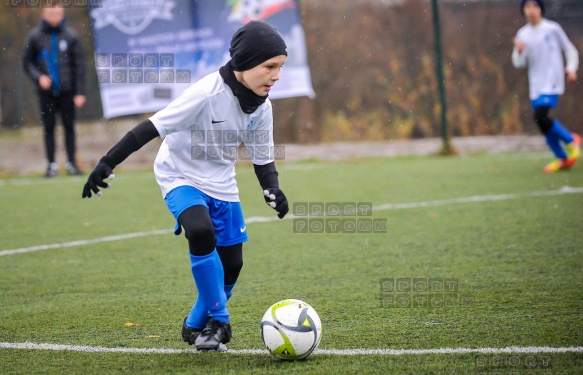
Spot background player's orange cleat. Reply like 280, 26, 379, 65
543, 159, 568, 173
565, 133, 581, 168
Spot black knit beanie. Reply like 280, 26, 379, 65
521, 0, 545, 15
229, 21, 287, 72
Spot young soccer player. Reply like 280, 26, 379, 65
512, 0, 580, 173
82, 21, 289, 351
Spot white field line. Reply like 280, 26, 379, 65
0, 342, 582, 356
1, 186, 582, 257
373, 185, 583, 211
0, 216, 272, 257
0, 229, 172, 256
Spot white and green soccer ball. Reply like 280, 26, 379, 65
260, 299, 322, 360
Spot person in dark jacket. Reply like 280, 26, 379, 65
23, 4, 86, 177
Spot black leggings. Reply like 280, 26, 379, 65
39, 93, 76, 163
534, 106, 554, 136
178, 205, 243, 285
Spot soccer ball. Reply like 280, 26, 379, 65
260, 299, 322, 360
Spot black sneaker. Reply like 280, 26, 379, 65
181, 317, 202, 345
194, 318, 232, 351
66, 162, 83, 176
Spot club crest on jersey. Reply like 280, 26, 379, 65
246, 119, 256, 130
90, 0, 175, 35
59, 40, 68, 52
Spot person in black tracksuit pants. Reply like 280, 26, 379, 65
23, 5, 86, 177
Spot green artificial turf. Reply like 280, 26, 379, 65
1, 152, 582, 374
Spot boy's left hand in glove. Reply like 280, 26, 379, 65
263, 188, 289, 219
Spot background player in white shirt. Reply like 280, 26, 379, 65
82, 21, 289, 351
512, 0, 580, 173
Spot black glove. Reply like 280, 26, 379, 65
82, 158, 116, 198
263, 188, 289, 219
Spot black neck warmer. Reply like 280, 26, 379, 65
220, 61, 267, 114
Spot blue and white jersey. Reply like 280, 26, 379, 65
512, 19, 579, 100
149, 71, 275, 202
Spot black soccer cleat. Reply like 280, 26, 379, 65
181, 317, 202, 345
194, 318, 232, 351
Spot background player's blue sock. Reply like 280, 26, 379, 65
549, 120, 574, 144
545, 134, 568, 159
545, 121, 573, 159
188, 250, 229, 324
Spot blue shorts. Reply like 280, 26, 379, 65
164, 185, 248, 246
531, 95, 559, 110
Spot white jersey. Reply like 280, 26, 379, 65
512, 19, 579, 100
149, 71, 275, 202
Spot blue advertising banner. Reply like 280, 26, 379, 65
89, 0, 314, 119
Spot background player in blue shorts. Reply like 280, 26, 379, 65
512, 0, 580, 173
82, 21, 289, 351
